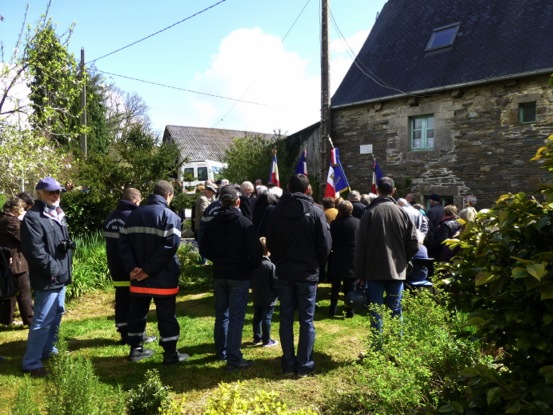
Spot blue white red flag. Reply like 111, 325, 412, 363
268, 150, 280, 187
324, 148, 350, 198
371, 158, 384, 194
294, 148, 308, 176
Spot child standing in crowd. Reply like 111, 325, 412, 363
251, 237, 279, 347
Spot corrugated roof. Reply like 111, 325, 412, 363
332, 0, 553, 107
163, 125, 271, 161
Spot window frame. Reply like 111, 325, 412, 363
409, 114, 435, 151
426, 23, 460, 51
519, 102, 537, 124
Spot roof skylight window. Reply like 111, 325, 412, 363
426, 23, 460, 51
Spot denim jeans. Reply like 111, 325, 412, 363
278, 279, 317, 375
253, 305, 275, 344
365, 280, 404, 332
22, 287, 66, 371
213, 278, 250, 364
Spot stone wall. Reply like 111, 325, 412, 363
331, 74, 553, 209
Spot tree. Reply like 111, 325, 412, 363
63, 124, 182, 236
26, 19, 84, 148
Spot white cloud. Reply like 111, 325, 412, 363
176, 27, 371, 135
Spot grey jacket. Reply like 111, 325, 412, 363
354, 196, 419, 281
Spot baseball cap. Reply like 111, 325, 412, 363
35, 177, 63, 192
219, 185, 239, 204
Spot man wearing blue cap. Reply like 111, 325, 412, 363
21, 177, 73, 377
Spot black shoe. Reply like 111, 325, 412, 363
226, 359, 253, 371
23, 367, 47, 378
345, 309, 355, 318
163, 351, 190, 365
128, 348, 154, 362
142, 335, 157, 344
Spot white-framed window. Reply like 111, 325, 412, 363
519, 102, 536, 124
426, 23, 460, 51
410, 115, 435, 150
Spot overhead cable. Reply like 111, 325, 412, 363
98, 70, 276, 107
88, 0, 227, 65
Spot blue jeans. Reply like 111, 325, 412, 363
22, 287, 66, 371
213, 278, 250, 364
365, 280, 404, 332
278, 280, 317, 375
253, 305, 275, 344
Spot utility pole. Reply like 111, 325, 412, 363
80, 48, 87, 157
320, 0, 331, 195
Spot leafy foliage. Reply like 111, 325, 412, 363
127, 369, 171, 415
436, 134, 553, 414
66, 231, 111, 299
26, 19, 84, 148
322, 290, 485, 414
204, 382, 318, 415
46, 338, 125, 415
223, 134, 278, 184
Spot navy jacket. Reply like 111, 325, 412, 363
251, 256, 278, 307
21, 199, 72, 291
103, 199, 139, 287
199, 206, 263, 280
119, 194, 181, 296
266, 192, 332, 283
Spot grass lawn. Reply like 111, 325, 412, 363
0, 283, 369, 414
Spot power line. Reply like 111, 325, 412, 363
87, 0, 228, 65
98, 69, 276, 107
329, 7, 409, 96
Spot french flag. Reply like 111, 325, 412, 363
371, 159, 384, 194
295, 148, 307, 176
268, 150, 280, 187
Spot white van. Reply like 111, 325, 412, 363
180, 160, 226, 189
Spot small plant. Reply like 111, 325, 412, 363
67, 231, 111, 299
46, 337, 122, 415
127, 369, 171, 415
12, 376, 42, 415
178, 240, 213, 291
204, 382, 318, 415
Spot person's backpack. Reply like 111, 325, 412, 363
0, 247, 17, 299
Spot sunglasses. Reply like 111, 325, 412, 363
45, 190, 61, 195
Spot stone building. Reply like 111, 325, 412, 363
330, 0, 553, 209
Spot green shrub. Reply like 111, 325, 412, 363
12, 376, 42, 415
67, 231, 111, 299
46, 337, 124, 415
178, 240, 212, 291
62, 189, 114, 238
204, 382, 318, 415
127, 369, 171, 415
322, 290, 485, 415
436, 135, 553, 414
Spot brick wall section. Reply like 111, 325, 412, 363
331, 75, 553, 209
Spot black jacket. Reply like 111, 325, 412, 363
266, 192, 332, 283
251, 256, 278, 307
119, 194, 181, 297
328, 215, 360, 280
21, 199, 72, 291
103, 199, 139, 286
200, 206, 263, 280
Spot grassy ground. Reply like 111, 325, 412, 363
0, 283, 369, 414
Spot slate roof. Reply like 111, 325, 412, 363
163, 125, 272, 162
332, 0, 553, 108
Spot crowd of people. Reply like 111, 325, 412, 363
0, 173, 480, 378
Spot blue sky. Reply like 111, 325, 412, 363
1, 0, 387, 135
